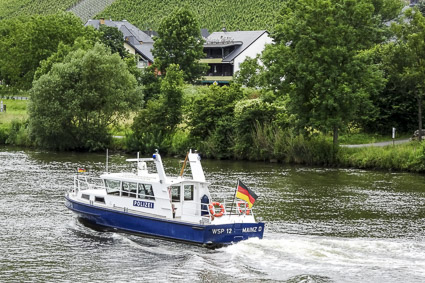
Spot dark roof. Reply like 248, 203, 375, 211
204, 30, 268, 62
85, 19, 154, 62
143, 30, 158, 37
201, 28, 210, 39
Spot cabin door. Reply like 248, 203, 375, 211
170, 184, 197, 219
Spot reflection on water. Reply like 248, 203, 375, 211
1, 147, 425, 282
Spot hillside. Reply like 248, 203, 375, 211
68, 0, 117, 23
97, 0, 285, 32
1, 0, 284, 31
0, 0, 79, 19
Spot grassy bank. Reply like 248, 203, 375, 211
0, 99, 29, 146
338, 141, 425, 172
1, 97, 424, 172
0, 99, 28, 124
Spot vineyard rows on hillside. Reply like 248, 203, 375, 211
68, 0, 117, 23
97, 0, 286, 32
0, 0, 79, 19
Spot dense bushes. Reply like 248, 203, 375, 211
129, 83, 340, 164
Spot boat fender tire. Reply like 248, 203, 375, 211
209, 202, 225, 217
237, 201, 251, 215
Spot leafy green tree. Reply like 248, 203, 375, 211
99, 25, 128, 58
138, 66, 161, 103
390, 7, 425, 140
185, 84, 243, 158
131, 64, 184, 153
0, 12, 92, 90
263, 0, 392, 145
234, 55, 265, 88
417, 0, 425, 15
34, 36, 99, 80
152, 7, 207, 83
233, 98, 283, 158
364, 43, 417, 134
29, 43, 139, 151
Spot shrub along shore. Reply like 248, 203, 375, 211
1, 97, 424, 173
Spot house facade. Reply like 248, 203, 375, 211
85, 19, 154, 68
200, 30, 272, 84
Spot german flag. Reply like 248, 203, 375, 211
78, 168, 86, 173
236, 180, 258, 208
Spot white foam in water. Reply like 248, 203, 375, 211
219, 233, 425, 282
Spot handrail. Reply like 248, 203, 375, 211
72, 177, 255, 221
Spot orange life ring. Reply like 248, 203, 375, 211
237, 201, 251, 215
209, 202, 225, 217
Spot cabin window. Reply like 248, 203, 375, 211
122, 182, 137, 198
138, 184, 155, 200
95, 196, 105, 203
171, 186, 180, 202
82, 194, 90, 200
184, 185, 194, 201
105, 179, 120, 195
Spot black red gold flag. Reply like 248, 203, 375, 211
235, 180, 258, 208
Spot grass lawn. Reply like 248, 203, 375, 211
0, 99, 28, 128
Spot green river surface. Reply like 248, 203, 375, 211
1, 146, 425, 282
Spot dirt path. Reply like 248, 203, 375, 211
340, 138, 411, 148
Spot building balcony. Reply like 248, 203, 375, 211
200, 58, 223, 64
202, 75, 233, 83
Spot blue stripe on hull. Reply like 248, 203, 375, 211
65, 196, 264, 247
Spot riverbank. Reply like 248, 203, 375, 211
1, 99, 424, 173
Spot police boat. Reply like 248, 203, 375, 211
65, 150, 264, 248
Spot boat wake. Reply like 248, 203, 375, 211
215, 233, 425, 282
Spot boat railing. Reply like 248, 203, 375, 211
73, 176, 105, 192
210, 197, 256, 217
206, 186, 257, 218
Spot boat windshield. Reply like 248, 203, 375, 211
105, 179, 120, 195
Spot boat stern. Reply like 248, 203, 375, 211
204, 221, 264, 247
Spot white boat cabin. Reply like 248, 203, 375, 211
71, 150, 256, 225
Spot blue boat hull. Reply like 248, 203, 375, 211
65, 196, 264, 247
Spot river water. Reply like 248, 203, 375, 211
1, 147, 425, 282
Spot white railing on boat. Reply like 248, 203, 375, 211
70, 176, 255, 223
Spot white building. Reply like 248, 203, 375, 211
201, 30, 272, 84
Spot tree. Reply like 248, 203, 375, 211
417, 0, 425, 15
0, 12, 93, 90
131, 64, 184, 153
185, 84, 243, 158
152, 7, 207, 83
391, 7, 425, 140
234, 55, 265, 88
263, 0, 393, 145
99, 25, 128, 58
34, 36, 99, 80
28, 43, 139, 151
364, 43, 418, 134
